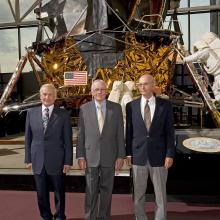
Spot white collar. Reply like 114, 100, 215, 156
42, 104, 54, 112
141, 95, 155, 104
95, 100, 106, 108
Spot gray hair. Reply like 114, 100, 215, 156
91, 79, 107, 91
40, 83, 57, 97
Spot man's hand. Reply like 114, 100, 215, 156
26, 163, 32, 170
115, 158, 124, 171
78, 158, 86, 170
63, 165, 71, 173
164, 157, 173, 170
126, 156, 132, 167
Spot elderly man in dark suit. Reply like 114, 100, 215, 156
126, 74, 175, 220
77, 79, 125, 220
25, 84, 73, 220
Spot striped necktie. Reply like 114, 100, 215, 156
43, 108, 49, 131
144, 100, 151, 131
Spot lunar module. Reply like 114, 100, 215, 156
1, 0, 220, 135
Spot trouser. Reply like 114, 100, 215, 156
132, 163, 168, 220
34, 167, 66, 220
85, 166, 115, 220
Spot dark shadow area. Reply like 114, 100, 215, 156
0, 149, 18, 156
0, 174, 132, 194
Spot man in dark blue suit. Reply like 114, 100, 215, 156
126, 74, 175, 220
25, 84, 73, 220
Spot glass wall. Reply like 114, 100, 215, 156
20, 27, 38, 72
0, 1, 14, 23
190, 0, 210, 7
20, 0, 39, 21
0, 29, 18, 73
0, 1, 55, 74
178, 0, 211, 51
177, 14, 189, 49
190, 13, 210, 51
179, 0, 188, 8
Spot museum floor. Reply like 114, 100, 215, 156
1, 191, 220, 220
1, 133, 220, 220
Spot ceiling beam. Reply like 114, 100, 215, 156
0, 21, 39, 29
167, 5, 220, 15
15, 0, 20, 24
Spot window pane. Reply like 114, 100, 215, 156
0, 0, 15, 23
178, 15, 189, 49
20, 27, 38, 72
190, 0, 210, 7
20, 25, 53, 72
163, 16, 174, 31
0, 29, 18, 73
22, 9, 37, 22
20, 0, 37, 21
190, 13, 210, 51
180, 0, 188, 8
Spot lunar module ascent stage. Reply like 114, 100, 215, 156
1, 0, 220, 193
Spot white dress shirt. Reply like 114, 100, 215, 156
42, 104, 54, 119
95, 100, 106, 119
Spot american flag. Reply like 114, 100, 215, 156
64, 71, 87, 86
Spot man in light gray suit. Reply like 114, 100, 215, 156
25, 84, 73, 220
77, 79, 125, 220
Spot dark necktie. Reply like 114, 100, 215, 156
43, 108, 49, 131
144, 100, 151, 131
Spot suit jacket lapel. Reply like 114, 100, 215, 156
102, 100, 112, 132
136, 98, 146, 129
151, 97, 163, 129
90, 101, 100, 135
37, 106, 44, 132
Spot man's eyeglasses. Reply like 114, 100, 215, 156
93, 88, 106, 93
136, 82, 152, 87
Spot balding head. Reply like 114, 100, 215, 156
138, 74, 155, 85
137, 74, 155, 99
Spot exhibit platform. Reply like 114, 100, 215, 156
0, 128, 220, 197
